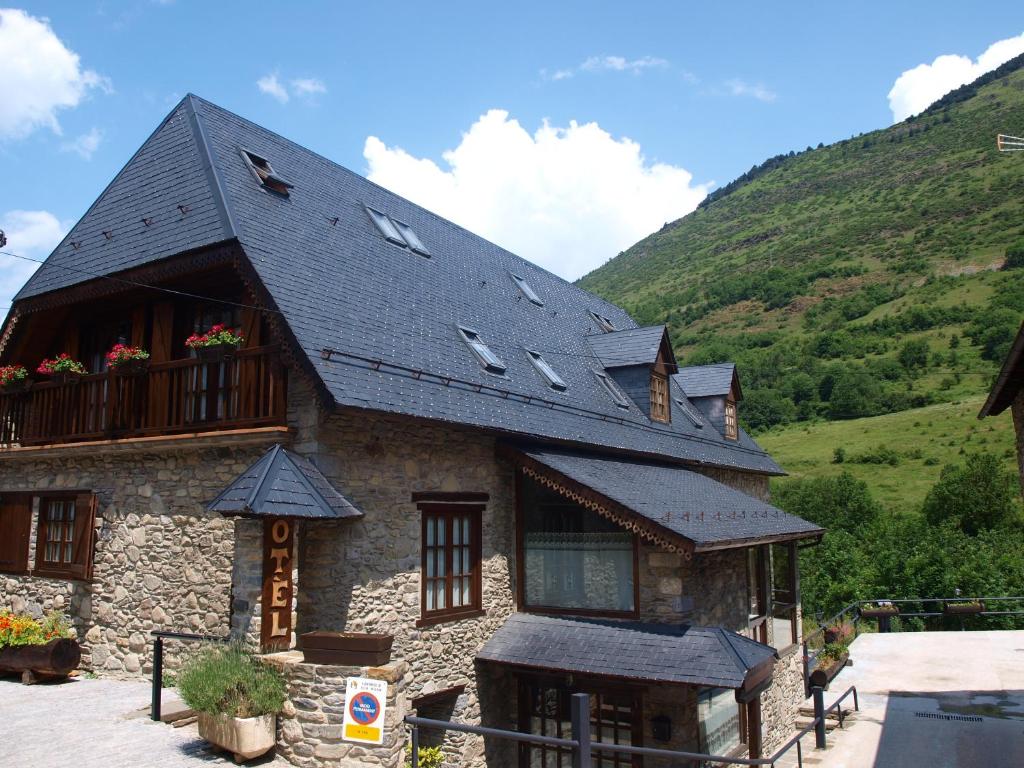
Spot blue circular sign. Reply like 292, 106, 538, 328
349, 692, 380, 725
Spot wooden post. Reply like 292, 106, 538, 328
571, 693, 591, 768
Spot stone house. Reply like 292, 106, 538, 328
980, 320, 1024, 497
0, 95, 822, 767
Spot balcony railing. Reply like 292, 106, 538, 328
0, 345, 286, 448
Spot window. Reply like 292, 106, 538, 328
393, 219, 431, 257
649, 373, 670, 423
698, 688, 745, 757
746, 546, 768, 644
517, 677, 642, 768
365, 206, 407, 245
594, 371, 630, 409
0, 494, 32, 575
520, 477, 636, 615
419, 504, 482, 625
724, 399, 738, 440
771, 543, 799, 649
675, 396, 704, 428
511, 273, 544, 306
527, 350, 567, 391
241, 150, 293, 195
457, 326, 506, 374
33, 493, 97, 580
588, 310, 617, 333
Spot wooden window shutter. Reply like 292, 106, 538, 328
240, 306, 262, 348
0, 494, 32, 574
150, 301, 175, 362
69, 493, 98, 580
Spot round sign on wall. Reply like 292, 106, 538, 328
348, 692, 381, 725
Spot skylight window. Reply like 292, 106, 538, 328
241, 150, 293, 195
511, 273, 544, 306
457, 326, 506, 374
675, 396, 705, 428
527, 350, 566, 391
589, 310, 617, 333
365, 206, 407, 245
594, 371, 630, 409
392, 220, 431, 257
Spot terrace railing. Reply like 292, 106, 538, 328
0, 345, 285, 447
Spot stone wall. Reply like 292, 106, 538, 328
0, 442, 270, 675
266, 652, 410, 768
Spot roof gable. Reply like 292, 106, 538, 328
674, 363, 741, 400
587, 325, 676, 370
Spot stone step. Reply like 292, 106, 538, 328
172, 715, 198, 729
798, 705, 854, 721
795, 716, 843, 732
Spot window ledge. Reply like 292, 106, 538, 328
416, 609, 486, 629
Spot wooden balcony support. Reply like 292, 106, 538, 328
0, 345, 286, 448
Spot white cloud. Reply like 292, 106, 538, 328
726, 79, 777, 103
364, 110, 709, 281
257, 73, 327, 103
0, 210, 69, 307
60, 127, 103, 160
257, 73, 290, 103
888, 33, 1024, 122
0, 8, 110, 140
543, 55, 668, 81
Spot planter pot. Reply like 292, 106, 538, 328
51, 372, 84, 386
0, 638, 81, 682
944, 602, 984, 615
1, 379, 30, 394
110, 359, 150, 376
197, 712, 276, 763
195, 344, 238, 363
299, 631, 394, 666
809, 651, 849, 690
859, 606, 899, 619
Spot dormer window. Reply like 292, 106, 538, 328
241, 150, 293, 195
526, 350, 566, 391
588, 310, 616, 333
511, 273, 544, 306
724, 399, 738, 440
457, 326, 506, 374
650, 373, 670, 423
594, 371, 630, 409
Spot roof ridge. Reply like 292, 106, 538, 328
185, 94, 239, 239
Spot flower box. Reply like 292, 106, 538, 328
37, 355, 87, 385
944, 601, 984, 615
298, 631, 394, 666
52, 371, 84, 386
1, 378, 30, 394
195, 343, 235, 363
106, 344, 150, 376
859, 604, 899, 619
186, 324, 245, 362
808, 650, 849, 690
198, 712, 276, 763
0, 365, 29, 393
111, 358, 150, 376
0, 638, 81, 683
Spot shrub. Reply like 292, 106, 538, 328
832, 447, 846, 464
406, 747, 444, 768
177, 643, 287, 719
922, 452, 1018, 536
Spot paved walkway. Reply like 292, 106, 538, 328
790, 631, 1024, 768
0, 676, 289, 768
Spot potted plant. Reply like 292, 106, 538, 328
859, 601, 899, 619
944, 599, 984, 615
186, 324, 245, 362
0, 610, 80, 683
105, 343, 150, 376
0, 365, 29, 394
37, 354, 87, 385
177, 643, 286, 763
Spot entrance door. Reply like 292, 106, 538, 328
516, 676, 642, 768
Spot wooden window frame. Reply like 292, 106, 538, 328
771, 542, 800, 652
746, 545, 769, 645
649, 373, 670, 423
0, 493, 33, 575
724, 398, 738, 440
33, 492, 97, 581
417, 502, 484, 627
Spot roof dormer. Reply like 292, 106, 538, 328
673, 363, 743, 440
587, 326, 678, 423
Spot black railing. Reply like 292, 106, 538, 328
802, 596, 1024, 696
407, 685, 859, 768
149, 630, 228, 722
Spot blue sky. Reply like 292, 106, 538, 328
2, 2, 1023, 299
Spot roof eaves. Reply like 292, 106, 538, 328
979, 320, 1024, 418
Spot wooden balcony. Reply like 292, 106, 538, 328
0, 345, 286, 448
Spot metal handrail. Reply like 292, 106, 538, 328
149, 630, 229, 722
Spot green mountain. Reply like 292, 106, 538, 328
580, 54, 1024, 435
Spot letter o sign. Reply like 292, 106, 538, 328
271, 519, 290, 544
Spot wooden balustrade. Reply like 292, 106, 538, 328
0, 346, 286, 448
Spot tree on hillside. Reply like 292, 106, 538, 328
922, 452, 1018, 536
828, 369, 882, 419
774, 472, 882, 533
741, 389, 797, 432
898, 339, 929, 371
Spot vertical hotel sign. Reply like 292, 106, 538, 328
342, 677, 388, 744
261, 517, 294, 651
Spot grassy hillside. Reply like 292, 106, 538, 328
759, 397, 1019, 512
580, 55, 1024, 440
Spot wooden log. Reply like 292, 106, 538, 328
0, 638, 81, 678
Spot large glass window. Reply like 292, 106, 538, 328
521, 479, 635, 615
698, 688, 744, 756
771, 543, 798, 649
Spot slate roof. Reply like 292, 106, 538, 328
207, 444, 362, 519
11, 94, 782, 476
514, 446, 822, 550
586, 325, 671, 369
674, 363, 740, 399
477, 613, 777, 689
979, 319, 1024, 417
